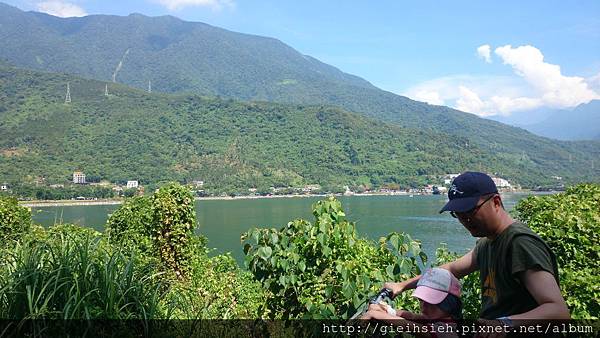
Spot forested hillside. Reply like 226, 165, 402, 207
1, 64, 598, 190
1, 2, 598, 190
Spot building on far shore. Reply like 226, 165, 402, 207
491, 177, 512, 189
127, 180, 139, 189
444, 174, 460, 185
73, 171, 86, 184
302, 184, 321, 193
1, 183, 8, 191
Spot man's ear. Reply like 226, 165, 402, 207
493, 195, 502, 209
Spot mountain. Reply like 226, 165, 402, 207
1, 64, 598, 190
0, 3, 582, 140
487, 108, 557, 126
0, 2, 374, 99
0, 3, 599, 188
518, 101, 600, 141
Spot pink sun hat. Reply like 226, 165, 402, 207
413, 268, 461, 305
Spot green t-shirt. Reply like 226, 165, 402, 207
473, 221, 559, 319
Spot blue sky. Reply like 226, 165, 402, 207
4, 0, 600, 118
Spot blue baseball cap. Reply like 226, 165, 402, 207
439, 172, 498, 213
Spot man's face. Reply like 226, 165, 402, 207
454, 194, 498, 237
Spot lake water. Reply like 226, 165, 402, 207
30, 193, 535, 265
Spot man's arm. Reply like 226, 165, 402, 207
508, 269, 570, 320
384, 249, 478, 297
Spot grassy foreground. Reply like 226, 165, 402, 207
1, 183, 598, 323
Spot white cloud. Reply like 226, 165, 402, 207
453, 86, 541, 117
403, 44, 600, 117
487, 95, 541, 115
456, 86, 487, 115
477, 44, 492, 63
403, 74, 533, 112
495, 45, 599, 108
36, 1, 87, 17
412, 90, 444, 106
154, 0, 235, 11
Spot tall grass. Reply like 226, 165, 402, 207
0, 226, 168, 319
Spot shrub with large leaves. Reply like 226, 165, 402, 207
242, 197, 426, 319
0, 196, 32, 242
514, 184, 600, 319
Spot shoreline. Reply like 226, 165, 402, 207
18, 190, 534, 207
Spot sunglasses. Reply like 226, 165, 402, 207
450, 194, 497, 219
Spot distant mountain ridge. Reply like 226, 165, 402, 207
488, 100, 600, 141
522, 101, 600, 141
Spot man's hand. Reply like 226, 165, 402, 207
382, 250, 477, 299
383, 281, 405, 298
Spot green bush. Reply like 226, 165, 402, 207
165, 253, 265, 319
106, 182, 266, 319
106, 196, 155, 258
0, 196, 32, 242
242, 197, 426, 319
151, 183, 197, 279
0, 224, 167, 319
514, 184, 600, 319
1, 183, 266, 321
107, 183, 198, 280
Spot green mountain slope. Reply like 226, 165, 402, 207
0, 2, 374, 98
1, 2, 597, 182
1, 65, 598, 190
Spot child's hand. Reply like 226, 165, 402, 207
367, 303, 389, 313
368, 302, 400, 317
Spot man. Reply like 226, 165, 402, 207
384, 172, 570, 325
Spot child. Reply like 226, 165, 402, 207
362, 268, 462, 332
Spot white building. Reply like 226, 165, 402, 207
492, 177, 512, 189
444, 174, 460, 185
1, 183, 8, 191
73, 171, 86, 184
302, 184, 321, 193
127, 180, 139, 189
